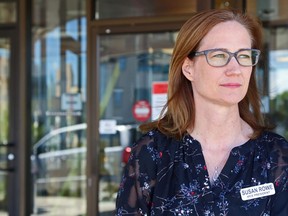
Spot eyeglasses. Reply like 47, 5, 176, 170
188, 48, 261, 67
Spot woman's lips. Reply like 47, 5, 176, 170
220, 83, 242, 88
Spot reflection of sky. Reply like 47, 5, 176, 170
0, 49, 9, 57
33, 18, 87, 101
269, 50, 288, 98
0, 49, 9, 78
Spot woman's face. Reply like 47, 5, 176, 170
182, 21, 253, 108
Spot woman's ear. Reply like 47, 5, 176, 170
182, 58, 194, 81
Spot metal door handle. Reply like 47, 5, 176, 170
0, 143, 15, 173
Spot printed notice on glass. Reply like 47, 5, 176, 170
99, 119, 117, 134
151, 82, 168, 120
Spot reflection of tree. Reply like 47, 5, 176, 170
270, 91, 288, 139
0, 55, 9, 143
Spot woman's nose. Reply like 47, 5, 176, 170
225, 57, 242, 75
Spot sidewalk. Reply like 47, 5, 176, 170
32, 196, 115, 216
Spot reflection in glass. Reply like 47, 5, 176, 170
31, 124, 87, 215
269, 49, 288, 139
256, 0, 288, 21
262, 25, 288, 140
213, 0, 244, 10
0, 38, 9, 143
95, 0, 196, 19
98, 32, 176, 213
0, 37, 10, 215
0, 3, 16, 23
31, 0, 87, 214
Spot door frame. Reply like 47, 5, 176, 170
0, 1, 32, 215
0, 29, 20, 216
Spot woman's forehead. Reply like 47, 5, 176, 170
198, 21, 252, 50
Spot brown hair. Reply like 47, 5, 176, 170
140, 9, 267, 140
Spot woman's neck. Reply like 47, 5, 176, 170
189, 104, 253, 184
189, 105, 252, 150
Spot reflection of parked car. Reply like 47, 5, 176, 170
31, 123, 140, 196
31, 123, 87, 196
100, 124, 141, 181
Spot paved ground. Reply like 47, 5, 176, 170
31, 196, 115, 216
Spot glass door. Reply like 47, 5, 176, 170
264, 25, 288, 139
256, 0, 288, 139
0, 32, 16, 216
30, 0, 87, 215
97, 32, 176, 214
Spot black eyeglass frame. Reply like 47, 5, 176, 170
188, 48, 261, 67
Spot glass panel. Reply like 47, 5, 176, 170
247, 1, 288, 140
0, 2, 16, 24
95, 0, 197, 19
0, 38, 9, 143
267, 27, 288, 139
213, 0, 244, 10
31, 125, 87, 215
31, 0, 87, 215
0, 37, 10, 215
98, 32, 176, 214
256, 0, 288, 21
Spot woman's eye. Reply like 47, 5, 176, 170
238, 54, 251, 59
211, 53, 226, 59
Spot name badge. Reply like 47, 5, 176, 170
240, 183, 275, 201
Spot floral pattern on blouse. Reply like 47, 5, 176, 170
115, 130, 288, 216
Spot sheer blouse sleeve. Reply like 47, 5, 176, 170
115, 132, 159, 215
269, 134, 288, 216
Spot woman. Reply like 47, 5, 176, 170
115, 9, 288, 215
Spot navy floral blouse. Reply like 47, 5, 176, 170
115, 129, 288, 216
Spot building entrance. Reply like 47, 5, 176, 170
97, 31, 176, 213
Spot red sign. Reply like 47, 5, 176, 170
152, 82, 168, 94
132, 100, 151, 122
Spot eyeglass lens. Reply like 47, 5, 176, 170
206, 49, 259, 67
